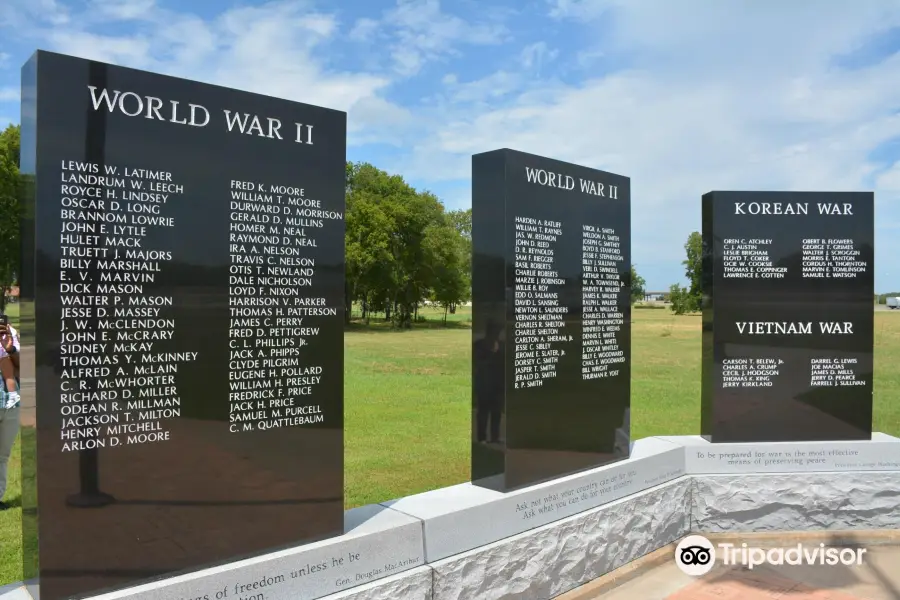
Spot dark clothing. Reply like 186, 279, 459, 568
474, 338, 504, 442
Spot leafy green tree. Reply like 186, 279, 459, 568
669, 231, 703, 315
668, 283, 698, 315
683, 231, 702, 299
344, 162, 470, 328
373, 188, 430, 326
629, 265, 646, 305
446, 208, 471, 238
0, 124, 21, 310
444, 208, 472, 312
345, 190, 396, 323
423, 221, 468, 323
345, 162, 418, 322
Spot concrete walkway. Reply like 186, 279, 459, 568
559, 542, 900, 599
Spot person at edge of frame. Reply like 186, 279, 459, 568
0, 313, 21, 511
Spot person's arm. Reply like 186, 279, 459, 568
9, 327, 19, 371
1, 326, 18, 370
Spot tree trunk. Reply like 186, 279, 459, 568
343, 286, 353, 325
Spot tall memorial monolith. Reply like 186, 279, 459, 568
471, 148, 631, 492
20, 50, 346, 600
701, 191, 874, 442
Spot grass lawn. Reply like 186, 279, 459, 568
0, 430, 21, 586
1, 304, 15, 318
346, 307, 900, 504
1, 306, 898, 584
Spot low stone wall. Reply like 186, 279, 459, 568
5, 434, 900, 600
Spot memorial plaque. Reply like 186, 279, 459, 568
471, 148, 631, 492
391, 438, 684, 561
20, 50, 346, 600
701, 191, 874, 443
659, 433, 900, 474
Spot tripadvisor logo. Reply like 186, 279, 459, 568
675, 535, 867, 576
675, 535, 716, 576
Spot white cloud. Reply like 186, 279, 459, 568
348, 17, 378, 42
88, 0, 156, 21
547, 0, 613, 20
384, 1, 900, 288
575, 47, 604, 67
345, 95, 418, 144
445, 70, 522, 103
3, 0, 402, 141
875, 162, 900, 191
365, 0, 510, 76
0, 87, 18, 101
46, 30, 154, 66
520, 42, 558, 72
0, 0, 70, 26
3, 0, 900, 289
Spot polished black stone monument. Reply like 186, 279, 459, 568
471, 149, 631, 492
20, 50, 346, 600
701, 191, 874, 443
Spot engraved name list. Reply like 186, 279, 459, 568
227, 180, 342, 432
59, 160, 189, 451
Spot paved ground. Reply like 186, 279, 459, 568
875, 304, 899, 311
16, 345, 33, 426
564, 545, 900, 599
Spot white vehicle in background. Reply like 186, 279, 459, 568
888, 297, 900, 310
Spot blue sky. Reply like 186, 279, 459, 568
2, 0, 900, 291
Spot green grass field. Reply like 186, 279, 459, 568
0, 306, 898, 584
1, 303, 17, 322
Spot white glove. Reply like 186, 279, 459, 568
5, 391, 19, 409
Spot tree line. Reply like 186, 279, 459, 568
5, 122, 895, 320
346, 162, 646, 325
345, 162, 470, 327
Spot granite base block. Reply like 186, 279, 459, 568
0, 585, 30, 600
386, 437, 685, 562
84, 505, 424, 600
658, 433, 900, 474
692, 472, 900, 533
429, 477, 691, 600
13, 441, 900, 600
327, 566, 432, 600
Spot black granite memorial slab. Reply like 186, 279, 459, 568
701, 191, 874, 443
20, 50, 346, 600
471, 149, 631, 492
